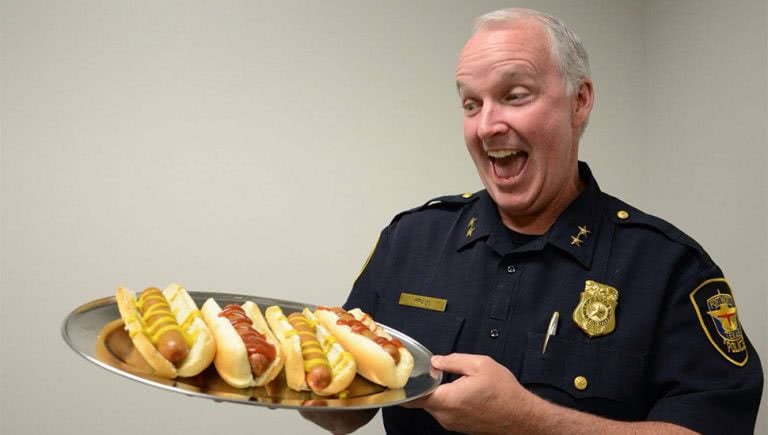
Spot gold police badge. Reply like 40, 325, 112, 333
572, 280, 619, 337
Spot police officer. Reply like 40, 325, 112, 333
305, 8, 763, 434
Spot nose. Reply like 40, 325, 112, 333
476, 102, 508, 141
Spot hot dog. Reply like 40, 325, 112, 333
115, 284, 215, 379
313, 307, 414, 389
201, 298, 284, 389
265, 306, 357, 396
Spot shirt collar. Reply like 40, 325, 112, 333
456, 161, 603, 269
455, 189, 498, 251
544, 162, 603, 268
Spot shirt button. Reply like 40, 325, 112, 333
506, 265, 516, 273
489, 328, 500, 338
574, 376, 588, 390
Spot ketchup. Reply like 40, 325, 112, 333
219, 304, 275, 375
317, 306, 402, 364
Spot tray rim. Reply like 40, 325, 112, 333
62, 290, 442, 410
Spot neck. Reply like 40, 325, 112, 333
498, 171, 584, 235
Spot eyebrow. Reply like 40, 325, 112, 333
456, 66, 538, 95
501, 68, 535, 80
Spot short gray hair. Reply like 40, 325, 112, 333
474, 8, 590, 96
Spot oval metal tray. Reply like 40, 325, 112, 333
62, 291, 441, 410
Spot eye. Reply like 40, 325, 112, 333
503, 87, 531, 104
462, 99, 480, 115
504, 92, 527, 102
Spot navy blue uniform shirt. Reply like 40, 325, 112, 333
344, 162, 763, 434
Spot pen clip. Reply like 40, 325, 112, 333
541, 311, 559, 354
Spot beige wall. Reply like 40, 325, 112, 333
1, 1, 765, 434
640, 2, 767, 432
635, 1, 767, 433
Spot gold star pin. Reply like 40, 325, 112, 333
570, 225, 590, 248
466, 217, 477, 237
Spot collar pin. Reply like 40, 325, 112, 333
570, 225, 590, 248
466, 217, 477, 237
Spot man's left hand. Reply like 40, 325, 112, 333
402, 353, 536, 434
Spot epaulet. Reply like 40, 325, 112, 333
390, 191, 480, 224
606, 195, 711, 262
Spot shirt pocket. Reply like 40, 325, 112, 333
520, 332, 646, 404
374, 297, 464, 356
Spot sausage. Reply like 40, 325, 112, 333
313, 307, 414, 389
287, 312, 332, 391
219, 304, 276, 377
333, 309, 401, 364
374, 337, 401, 364
137, 287, 189, 364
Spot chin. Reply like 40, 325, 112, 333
487, 189, 532, 215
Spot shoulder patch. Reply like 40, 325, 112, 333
689, 278, 748, 366
354, 233, 380, 283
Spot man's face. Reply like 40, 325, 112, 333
456, 20, 592, 230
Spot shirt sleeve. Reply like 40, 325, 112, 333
645, 261, 763, 434
342, 226, 390, 314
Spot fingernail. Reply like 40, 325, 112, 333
431, 355, 442, 364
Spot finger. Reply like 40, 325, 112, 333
401, 389, 451, 411
404, 355, 490, 410
401, 379, 453, 409
401, 377, 466, 410
400, 395, 430, 409
430, 353, 486, 375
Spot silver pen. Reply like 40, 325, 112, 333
541, 311, 559, 354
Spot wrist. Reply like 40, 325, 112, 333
492, 388, 555, 435
518, 391, 556, 434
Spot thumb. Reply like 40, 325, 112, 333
431, 353, 485, 376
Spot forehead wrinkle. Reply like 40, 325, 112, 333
456, 23, 554, 78
456, 45, 537, 75
457, 44, 543, 82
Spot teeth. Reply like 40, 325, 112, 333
487, 150, 519, 159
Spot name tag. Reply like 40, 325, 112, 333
398, 292, 447, 312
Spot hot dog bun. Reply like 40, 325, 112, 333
201, 298, 284, 389
161, 283, 215, 377
242, 300, 285, 386
314, 307, 414, 389
116, 286, 177, 378
115, 285, 215, 379
303, 308, 357, 395
264, 305, 306, 391
264, 306, 357, 396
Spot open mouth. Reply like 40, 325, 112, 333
487, 149, 528, 179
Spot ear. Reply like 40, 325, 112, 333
571, 79, 594, 130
